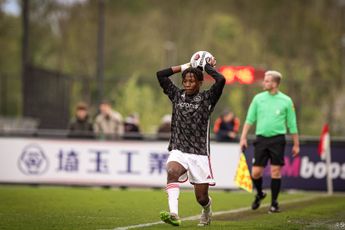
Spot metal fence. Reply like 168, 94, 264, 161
22, 65, 71, 129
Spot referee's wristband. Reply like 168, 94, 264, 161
180, 63, 191, 72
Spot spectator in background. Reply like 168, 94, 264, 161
68, 102, 94, 139
93, 100, 124, 139
213, 110, 240, 142
124, 113, 142, 140
157, 114, 172, 140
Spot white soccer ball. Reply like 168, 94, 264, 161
190, 51, 214, 71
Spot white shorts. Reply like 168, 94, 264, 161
167, 149, 216, 186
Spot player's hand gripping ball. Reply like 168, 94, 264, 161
190, 51, 216, 71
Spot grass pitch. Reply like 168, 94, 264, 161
0, 185, 344, 230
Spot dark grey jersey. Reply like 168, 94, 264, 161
157, 64, 225, 155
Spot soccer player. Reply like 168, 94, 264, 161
157, 57, 225, 226
239, 70, 300, 213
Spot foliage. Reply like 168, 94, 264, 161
110, 74, 171, 133
0, 7, 21, 115
0, 0, 344, 135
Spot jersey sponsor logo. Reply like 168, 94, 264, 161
177, 102, 199, 110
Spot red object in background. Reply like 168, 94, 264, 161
318, 124, 330, 160
214, 66, 265, 85
218, 66, 236, 84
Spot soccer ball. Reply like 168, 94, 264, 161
190, 51, 214, 71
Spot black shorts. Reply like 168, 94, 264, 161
253, 135, 286, 167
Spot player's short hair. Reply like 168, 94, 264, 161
182, 67, 204, 81
265, 70, 282, 85
265, 70, 283, 85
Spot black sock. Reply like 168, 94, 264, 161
252, 177, 263, 196
271, 178, 281, 205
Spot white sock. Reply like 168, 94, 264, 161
166, 183, 180, 215
203, 197, 212, 212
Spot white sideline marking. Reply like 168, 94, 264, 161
106, 195, 322, 230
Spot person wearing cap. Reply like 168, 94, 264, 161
123, 113, 142, 140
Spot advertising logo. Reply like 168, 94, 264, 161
18, 144, 49, 175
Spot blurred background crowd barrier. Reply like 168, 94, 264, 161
0, 135, 344, 191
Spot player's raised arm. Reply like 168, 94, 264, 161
156, 63, 191, 80
204, 58, 226, 106
156, 63, 190, 101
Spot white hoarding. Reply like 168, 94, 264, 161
0, 137, 241, 189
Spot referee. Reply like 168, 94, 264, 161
239, 70, 300, 213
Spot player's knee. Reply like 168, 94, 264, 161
271, 166, 282, 178
167, 168, 181, 181
271, 170, 281, 178
252, 171, 263, 179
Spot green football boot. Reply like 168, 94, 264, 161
160, 211, 181, 226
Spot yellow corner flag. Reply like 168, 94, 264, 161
234, 152, 253, 193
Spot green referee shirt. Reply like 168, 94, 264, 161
245, 91, 298, 137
